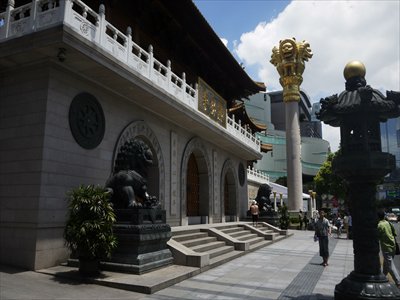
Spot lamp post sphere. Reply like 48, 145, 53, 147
343, 60, 366, 80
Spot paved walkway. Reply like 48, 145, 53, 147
1, 230, 357, 300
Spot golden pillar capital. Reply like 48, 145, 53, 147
270, 38, 312, 102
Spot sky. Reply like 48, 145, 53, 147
193, 0, 400, 152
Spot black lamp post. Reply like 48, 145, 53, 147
317, 61, 400, 299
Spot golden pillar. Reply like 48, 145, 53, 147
270, 38, 312, 211
270, 38, 313, 101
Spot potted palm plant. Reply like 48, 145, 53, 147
64, 185, 117, 276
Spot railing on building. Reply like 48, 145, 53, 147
247, 167, 270, 184
0, 0, 261, 152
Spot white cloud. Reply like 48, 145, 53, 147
234, 0, 400, 152
220, 37, 228, 48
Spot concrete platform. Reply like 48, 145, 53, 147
37, 264, 200, 294
5, 229, 400, 300
5, 228, 396, 299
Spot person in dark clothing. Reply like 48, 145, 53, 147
299, 210, 303, 230
314, 210, 331, 266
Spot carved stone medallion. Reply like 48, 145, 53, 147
69, 92, 105, 149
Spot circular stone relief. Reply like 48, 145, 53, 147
69, 92, 105, 149
238, 163, 245, 186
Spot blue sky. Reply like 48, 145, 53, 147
193, 0, 400, 152
194, 0, 290, 50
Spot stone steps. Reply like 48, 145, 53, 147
180, 236, 217, 248
169, 222, 292, 271
173, 232, 209, 242
191, 241, 227, 253
208, 250, 243, 268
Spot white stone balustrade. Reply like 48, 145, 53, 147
227, 115, 261, 150
0, 0, 260, 153
247, 167, 270, 184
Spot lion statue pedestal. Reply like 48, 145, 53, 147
103, 208, 173, 275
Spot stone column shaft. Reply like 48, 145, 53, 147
285, 102, 303, 211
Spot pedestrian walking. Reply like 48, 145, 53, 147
343, 213, 349, 239
335, 214, 343, 238
314, 210, 331, 267
377, 210, 400, 288
347, 213, 353, 239
298, 210, 303, 230
250, 200, 259, 227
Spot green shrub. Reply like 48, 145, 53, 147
64, 185, 117, 260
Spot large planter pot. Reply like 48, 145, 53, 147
79, 258, 100, 276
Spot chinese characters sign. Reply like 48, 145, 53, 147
198, 78, 227, 128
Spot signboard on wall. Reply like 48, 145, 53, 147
198, 77, 227, 128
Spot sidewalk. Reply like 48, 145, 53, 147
1, 230, 354, 300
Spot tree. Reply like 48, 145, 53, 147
313, 152, 347, 201
275, 176, 287, 186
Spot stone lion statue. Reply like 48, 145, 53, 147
106, 138, 159, 208
255, 184, 273, 215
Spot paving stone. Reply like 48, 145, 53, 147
0, 230, 366, 300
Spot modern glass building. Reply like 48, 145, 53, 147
379, 117, 400, 200
245, 91, 330, 183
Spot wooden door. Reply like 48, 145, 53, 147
187, 153, 199, 216
224, 175, 230, 214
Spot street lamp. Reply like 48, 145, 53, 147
317, 61, 400, 299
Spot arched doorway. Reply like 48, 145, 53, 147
223, 169, 237, 222
181, 138, 211, 225
187, 153, 199, 217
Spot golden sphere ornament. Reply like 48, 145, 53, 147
343, 60, 366, 80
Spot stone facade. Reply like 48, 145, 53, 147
0, 0, 261, 271
0, 62, 249, 269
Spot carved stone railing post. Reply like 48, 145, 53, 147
3, 0, 15, 39
61, 0, 72, 25
98, 4, 105, 46
166, 59, 172, 92
125, 26, 132, 63
182, 72, 186, 103
30, 0, 38, 32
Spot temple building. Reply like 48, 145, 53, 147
0, 0, 265, 270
